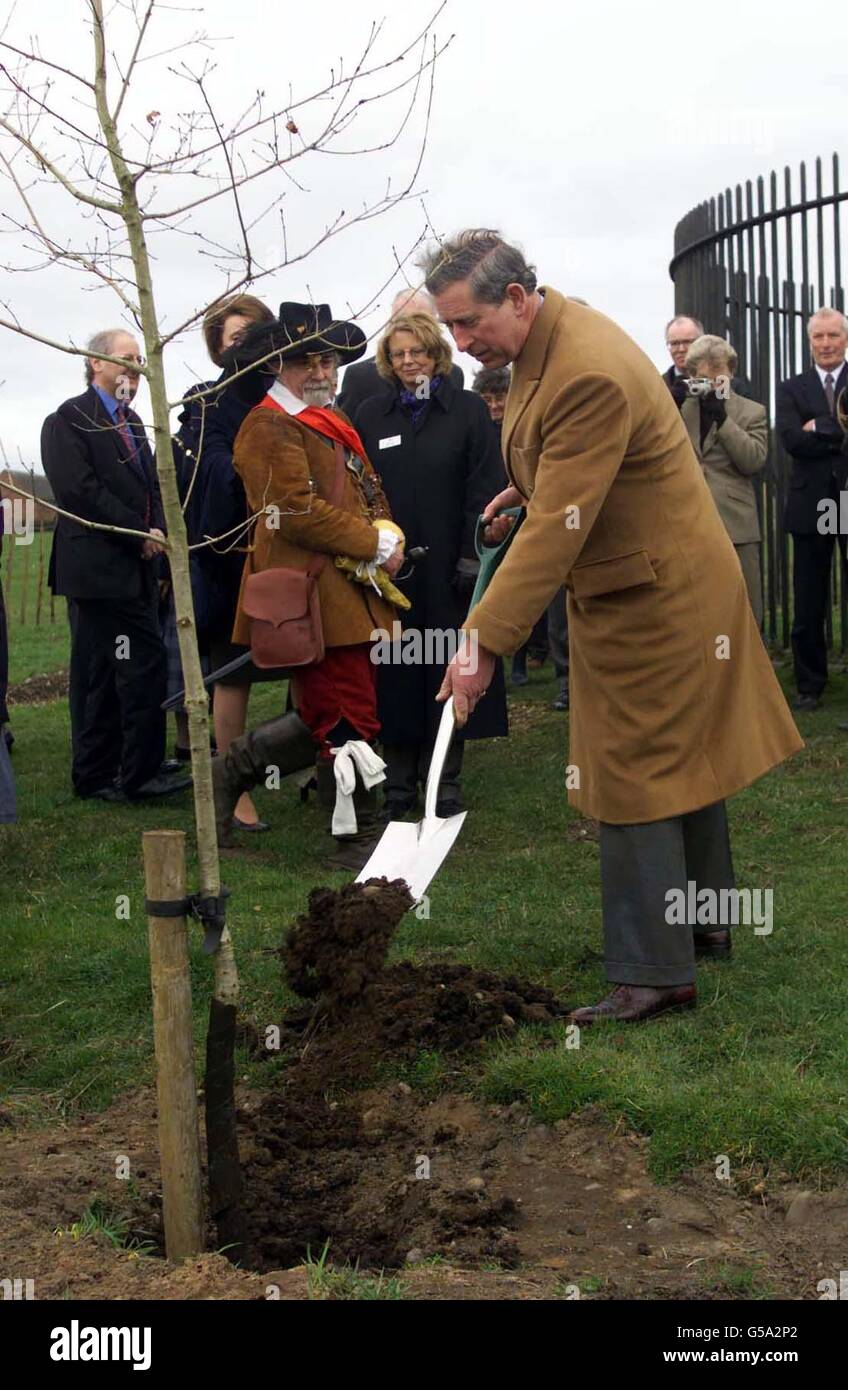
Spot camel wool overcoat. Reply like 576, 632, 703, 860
465, 288, 803, 824
231, 404, 396, 648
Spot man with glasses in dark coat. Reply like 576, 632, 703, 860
41, 329, 190, 801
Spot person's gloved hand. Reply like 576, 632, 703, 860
699, 391, 727, 429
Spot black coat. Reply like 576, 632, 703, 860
355, 377, 508, 745
40, 387, 163, 601
339, 355, 465, 419
776, 364, 848, 534
172, 375, 252, 638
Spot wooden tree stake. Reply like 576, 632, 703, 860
143, 829, 205, 1262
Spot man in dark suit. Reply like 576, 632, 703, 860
41, 329, 190, 800
777, 307, 848, 710
662, 313, 757, 400
337, 289, 464, 417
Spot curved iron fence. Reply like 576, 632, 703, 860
670, 154, 848, 649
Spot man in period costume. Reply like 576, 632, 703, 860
426, 230, 802, 1025
211, 303, 405, 869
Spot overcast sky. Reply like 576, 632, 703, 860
0, 0, 844, 471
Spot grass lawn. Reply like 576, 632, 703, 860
2, 563, 848, 1187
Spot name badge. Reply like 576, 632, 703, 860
379, 435, 402, 450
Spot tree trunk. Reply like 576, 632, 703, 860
91, 0, 243, 1254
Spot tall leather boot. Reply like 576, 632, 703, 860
379, 742, 421, 820
314, 755, 337, 810
327, 771, 383, 873
213, 711, 316, 846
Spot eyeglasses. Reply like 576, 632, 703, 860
667, 340, 697, 351
389, 347, 432, 364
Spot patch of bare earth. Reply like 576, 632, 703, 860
7, 669, 69, 705
2, 881, 845, 1301
1, 1088, 846, 1300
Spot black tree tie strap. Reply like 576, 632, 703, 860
144, 887, 231, 955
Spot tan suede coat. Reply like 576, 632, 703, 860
231, 404, 396, 647
465, 289, 802, 823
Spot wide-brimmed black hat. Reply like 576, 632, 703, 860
221, 302, 367, 405
224, 302, 367, 370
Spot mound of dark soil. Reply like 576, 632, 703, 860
282, 878, 414, 1005
241, 878, 571, 1270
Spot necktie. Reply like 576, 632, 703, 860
825, 374, 836, 414
116, 404, 151, 526
115, 403, 136, 455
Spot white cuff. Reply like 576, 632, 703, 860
375, 528, 400, 564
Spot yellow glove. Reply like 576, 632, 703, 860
335, 520, 411, 610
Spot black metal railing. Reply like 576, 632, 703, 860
670, 153, 848, 649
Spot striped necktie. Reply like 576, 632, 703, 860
824, 374, 836, 414
115, 403, 136, 455
116, 404, 151, 525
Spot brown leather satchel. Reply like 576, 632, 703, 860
241, 436, 347, 670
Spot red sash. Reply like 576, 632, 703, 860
257, 393, 368, 461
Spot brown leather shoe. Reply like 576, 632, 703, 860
567, 983, 696, 1026
694, 929, 731, 958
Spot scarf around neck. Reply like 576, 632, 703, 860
257, 390, 368, 460
398, 373, 443, 426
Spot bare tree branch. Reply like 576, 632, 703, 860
111, 0, 155, 123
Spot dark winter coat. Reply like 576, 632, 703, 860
776, 364, 848, 534
172, 374, 253, 638
40, 386, 163, 601
355, 376, 509, 745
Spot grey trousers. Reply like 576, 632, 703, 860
599, 800, 735, 987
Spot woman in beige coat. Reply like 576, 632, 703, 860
678, 335, 767, 626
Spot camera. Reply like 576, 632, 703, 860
685, 377, 715, 398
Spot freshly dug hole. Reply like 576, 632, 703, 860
242, 878, 570, 1271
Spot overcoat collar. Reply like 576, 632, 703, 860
501, 286, 562, 461
378, 373, 456, 416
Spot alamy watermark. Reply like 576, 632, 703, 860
665, 881, 773, 935
370, 622, 479, 674
0, 496, 34, 545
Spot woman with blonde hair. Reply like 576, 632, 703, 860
354, 309, 507, 818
